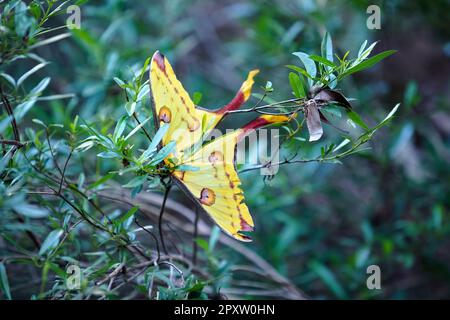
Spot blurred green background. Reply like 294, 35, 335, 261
1, 0, 450, 299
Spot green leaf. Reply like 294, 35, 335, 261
39, 229, 64, 256
357, 40, 368, 58
138, 57, 152, 85
87, 173, 116, 190
14, 203, 50, 218
372, 103, 400, 130
17, 62, 49, 87
125, 101, 137, 116
137, 84, 150, 101
209, 226, 221, 252
150, 141, 176, 165
0, 116, 13, 133
285, 65, 314, 80
355, 247, 371, 268
150, 123, 169, 150
32, 118, 47, 128
321, 32, 334, 64
321, 104, 343, 118
15, 1, 35, 37
118, 206, 139, 224
125, 117, 151, 140
113, 77, 125, 87
347, 110, 369, 130
97, 151, 119, 159
293, 52, 317, 86
113, 115, 128, 141
30, 77, 51, 95
403, 81, 420, 108
310, 261, 347, 299
288, 72, 305, 98
123, 175, 147, 188
332, 138, 351, 153
139, 123, 169, 162
0, 263, 11, 300
35, 93, 75, 101
358, 41, 378, 61
341, 50, 396, 78
193, 92, 203, 105
29, 33, 72, 50
0, 73, 16, 87
195, 238, 209, 252
309, 54, 335, 68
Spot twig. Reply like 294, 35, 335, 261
158, 183, 172, 255
0, 86, 20, 143
0, 139, 25, 147
96, 263, 126, 286
239, 157, 318, 174
134, 217, 161, 262
58, 150, 73, 194
45, 128, 64, 178
132, 112, 152, 142
225, 97, 303, 114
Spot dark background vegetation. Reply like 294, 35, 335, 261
1, 0, 449, 299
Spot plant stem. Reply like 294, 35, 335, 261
158, 184, 172, 256
133, 112, 152, 142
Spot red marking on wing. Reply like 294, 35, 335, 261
237, 117, 271, 140
237, 115, 289, 140
152, 51, 166, 74
216, 92, 245, 114
240, 218, 254, 232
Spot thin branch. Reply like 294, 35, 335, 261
45, 128, 65, 178
0, 139, 25, 147
132, 112, 152, 142
58, 150, 73, 194
225, 97, 304, 115
158, 183, 172, 255
0, 85, 20, 143
95, 263, 126, 286
134, 217, 161, 262
239, 157, 318, 174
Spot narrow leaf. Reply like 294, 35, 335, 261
288, 72, 305, 98
123, 175, 147, 188
309, 54, 335, 68
0, 263, 11, 300
124, 117, 151, 140
347, 110, 369, 130
118, 206, 139, 224
342, 50, 396, 78
150, 141, 176, 165
29, 33, 71, 50
17, 62, 49, 87
39, 229, 64, 256
14, 203, 50, 218
293, 52, 317, 86
321, 32, 334, 64
87, 173, 116, 190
